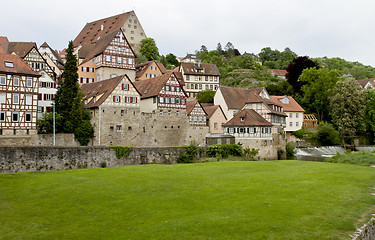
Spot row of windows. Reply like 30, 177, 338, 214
106, 45, 132, 53
146, 73, 159, 78
38, 106, 52, 113
190, 115, 206, 122
0, 75, 33, 87
186, 75, 218, 82
289, 113, 300, 118
104, 55, 134, 65
160, 110, 180, 117
186, 83, 218, 90
79, 78, 94, 84
0, 93, 34, 105
30, 62, 44, 70
158, 97, 186, 104
113, 96, 138, 103
289, 122, 300, 127
39, 81, 56, 88
81, 67, 94, 72
227, 127, 272, 134
38, 93, 54, 101
0, 111, 32, 122
163, 85, 181, 92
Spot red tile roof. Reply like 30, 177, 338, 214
357, 78, 375, 88
269, 69, 287, 76
1, 42, 37, 58
180, 62, 220, 76
223, 109, 272, 127
0, 53, 40, 76
135, 60, 168, 79
219, 86, 265, 109
271, 96, 305, 112
73, 11, 132, 47
201, 103, 227, 120
186, 100, 207, 115
133, 72, 172, 99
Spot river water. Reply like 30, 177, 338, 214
290, 146, 375, 161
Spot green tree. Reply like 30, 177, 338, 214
196, 90, 216, 103
285, 56, 319, 95
53, 41, 94, 145
216, 43, 223, 56
299, 68, 342, 122
363, 90, 375, 144
135, 53, 148, 64
139, 38, 160, 61
165, 53, 179, 68
329, 78, 366, 145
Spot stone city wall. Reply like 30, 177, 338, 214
0, 146, 187, 173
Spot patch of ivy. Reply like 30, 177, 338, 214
109, 146, 133, 159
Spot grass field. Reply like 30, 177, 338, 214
1, 160, 375, 239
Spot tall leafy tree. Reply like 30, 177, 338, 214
139, 38, 160, 61
363, 90, 375, 144
285, 56, 319, 95
329, 78, 366, 145
299, 68, 342, 122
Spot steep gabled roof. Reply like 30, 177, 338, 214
201, 103, 227, 120
133, 72, 173, 99
180, 62, 220, 76
271, 96, 305, 112
223, 109, 272, 127
186, 100, 207, 115
357, 78, 375, 88
73, 12, 133, 47
219, 86, 265, 109
39, 42, 64, 65
0, 53, 40, 76
3, 42, 37, 58
80, 74, 137, 108
135, 60, 168, 79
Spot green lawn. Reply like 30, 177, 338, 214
1, 160, 375, 239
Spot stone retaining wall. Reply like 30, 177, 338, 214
0, 146, 187, 173
352, 217, 375, 240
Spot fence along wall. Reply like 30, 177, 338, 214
0, 146, 186, 173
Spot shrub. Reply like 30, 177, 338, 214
292, 128, 305, 139
286, 143, 296, 157
316, 123, 341, 146
325, 151, 375, 166
207, 144, 243, 159
244, 147, 259, 160
277, 148, 285, 160
100, 161, 107, 168
177, 141, 200, 163
74, 120, 94, 146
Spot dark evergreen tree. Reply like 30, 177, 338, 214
53, 41, 94, 145
285, 56, 319, 95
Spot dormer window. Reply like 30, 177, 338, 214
240, 117, 245, 122
4, 61, 14, 68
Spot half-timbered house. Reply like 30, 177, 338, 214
0, 53, 40, 136
39, 42, 64, 77
73, 11, 147, 53
37, 70, 57, 118
133, 72, 188, 113
0, 40, 56, 80
135, 60, 167, 80
76, 28, 136, 82
186, 100, 207, 126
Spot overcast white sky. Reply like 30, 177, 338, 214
2, 0, 375, 66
